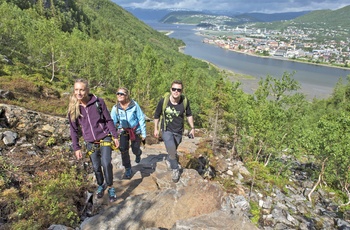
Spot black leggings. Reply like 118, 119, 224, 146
119, 132, 142, 169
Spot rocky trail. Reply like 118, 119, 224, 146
92, 135, 200, 210
77, 136, 258, 230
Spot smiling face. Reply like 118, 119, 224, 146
116, 88, 128, 103
170, 83, 183, 100
74, 81, 89, 103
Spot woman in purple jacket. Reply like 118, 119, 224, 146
68, 79, 119, 202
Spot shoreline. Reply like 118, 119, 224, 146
177, 37, 334, 100
158, 25, 340, 100
202, 58, 333, 101
158, 30, 174, 36
194, 31, 350, 71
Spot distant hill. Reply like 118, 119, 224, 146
248, 5, 350, 43
122, 7, 310, 24
292, 5, 350, 28
122, 7, 172, 21
159, 10, 311, 26
160, 11, 249, 26
243, 11, 311, 22
154, 5, 350, 37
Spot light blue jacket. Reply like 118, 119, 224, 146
110, 100, 146, 138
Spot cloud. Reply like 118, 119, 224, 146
112, 0, 350, 13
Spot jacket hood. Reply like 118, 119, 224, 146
86, 94, 98, 106
117, 99, 136, 110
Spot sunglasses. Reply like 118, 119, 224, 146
116, 92, 126, 96
171, 88, 182, 92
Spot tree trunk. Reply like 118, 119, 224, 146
308, 158, 328, 203
212, 109, 219, 150
50, 50, 55, 82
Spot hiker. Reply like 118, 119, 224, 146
110, 87, 147, 179
68, 78, 119, 202
153, 80, 195, 183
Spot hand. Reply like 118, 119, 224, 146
190, 129, 195, 138
75, 150, 82, 160
154, 130, 159, 138
114, 138, 120, 149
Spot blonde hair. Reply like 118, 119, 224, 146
68, 79, 89, 121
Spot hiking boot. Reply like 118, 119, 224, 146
165, 159, 172, 171
124, 167, 132, 179
165, 159, 182, 172
108, 187, 117, 202
172, 169, 180, 183
135, 154, 141, 163
96, 184, 106, 198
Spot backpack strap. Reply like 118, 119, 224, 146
183, 95, 188, 111
161, 92, 170, 131
95, 98, 104, 120
161, 92, 187, 131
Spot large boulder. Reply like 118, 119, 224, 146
80, 154, 257, 230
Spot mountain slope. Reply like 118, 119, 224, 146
245, 11, 311, 22
293, 5, 350, 28
159, 10, 311, 25
0, 0, 222, 120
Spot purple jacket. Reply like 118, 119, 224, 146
69, 94, 118, 151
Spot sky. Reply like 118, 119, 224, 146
112, 0, 350, 13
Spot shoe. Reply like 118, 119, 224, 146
135, 154, 141, 163
172, 169, 180, 183
108, 187, 117, 202
124, 168, 132, 179
96, 184, 106, 198
165, 159, 172, 171
165, 159, 182, 172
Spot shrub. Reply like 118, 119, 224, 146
10, 167, 86, 229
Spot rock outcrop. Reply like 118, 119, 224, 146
80, 137, 257, 230
0, 103, 257, 229
1, 103, 350, 230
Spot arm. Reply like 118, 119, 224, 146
135, 102, 147, 139
185, 100, 195, 137
154, 118, 160, 138
187, 116, 195, 138
68, 115, 83, 159
69, 115, 81, 151
100, 99, 120, 148
110, 105, 120, 148
110, 104, 119, 127
153, 99, 163, 138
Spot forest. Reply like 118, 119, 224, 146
0, 0, 349, 228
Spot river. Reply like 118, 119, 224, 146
146, 21, 350, 99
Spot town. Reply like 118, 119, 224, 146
198, 24, 350, 68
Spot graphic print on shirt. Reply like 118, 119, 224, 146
165, 105, 180, 126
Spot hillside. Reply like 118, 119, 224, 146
0, 0, 223, 121
159, 6, 350, 42
244, 11, 311, 22
252, 5, 350, 41
293, 5, 350, 28
160, 10, 254, 25
159, 10, 310, 25
1, 0, 350, 229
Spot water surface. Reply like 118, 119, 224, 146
148, 22, 350, 99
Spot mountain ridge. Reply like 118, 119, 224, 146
123, 7, 311, 24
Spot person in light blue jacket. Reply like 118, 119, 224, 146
110, 87, 146, 179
